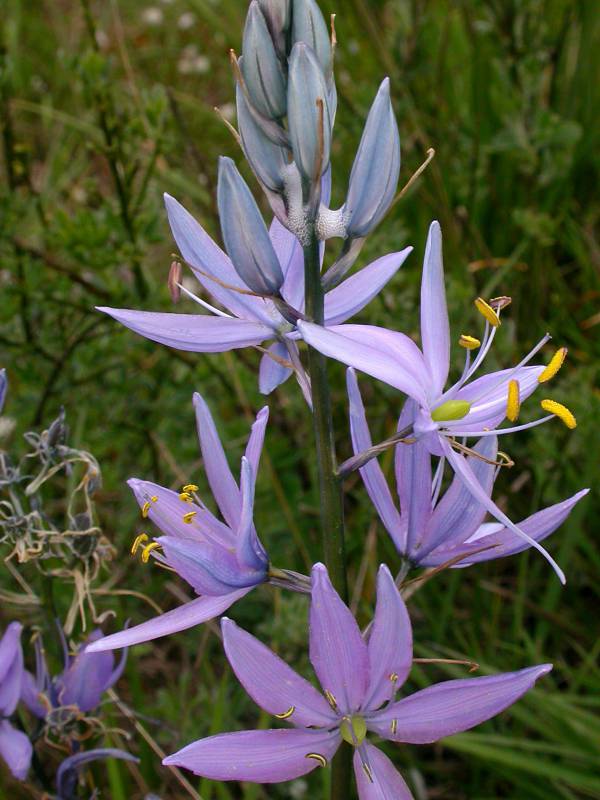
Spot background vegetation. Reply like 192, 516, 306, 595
1, 0, 599, 797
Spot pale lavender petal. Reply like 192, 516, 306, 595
299, 322, 429, 405
20, 671, 46, 718
235, 458, 268, 572
0, 721, 32, 781
259, 342, 293, 394
324, 249, 412, 326
370, 664, 552, 743
420, 221, 449, 396
193, 392, 241, 529
222, 618, 336, 727
244, 407, 269, 479
310, 563, 368, 714
97, 308, 273, 353
354, 743, 414, 800
395, 399, 432, 555
452, 365, 543, 431
164, 193, 274, 324
364, 565, 412, 711
447, 488, 589, 566
414, 436, 497, 560
163, 728, 341, 782
346, 369, 404, 551
442, 440, 565, 583
269, 217, 302, 279
159, 536, 263, 595
57, 748, 139, 799
127, 479, 234, 548
0, 623, 23, 716
59, 631, 116, 711
85, 591, 250, 651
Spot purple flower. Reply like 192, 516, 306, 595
97, 191, 411, 397
163, 564, 551, 797
0, 622, 32, 780
87, 392, 273, 653
299, 222, 576, 582
56, 748, 138, 800
21, 629, 126, 722
348, 370, 588, 568
0, 368, 7, 413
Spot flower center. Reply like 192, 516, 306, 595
430, 399, 471, 422
340, 715, 367, 746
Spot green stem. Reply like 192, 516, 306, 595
303, 231, 351, 800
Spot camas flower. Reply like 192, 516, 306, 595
88, 392, 274, 653
348, 370, 588, 569
98, 189, 411, 397
56, 749, 138, 800
21, 629, 126, 725
164, 563, 551, 798
299, 222, 576, 582
0, 622, 32, 780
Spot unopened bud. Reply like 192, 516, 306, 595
217, 157, 284, 295
236, 86, 288, 193
257, 0, 292, 55
291, 0, 332, 81
242, 2, 287, 119
344, 78, 400, 238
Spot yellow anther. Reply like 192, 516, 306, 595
182, 511, 197, 524
130, 533, 148, 556
141, 501, 152, 518
541, 399, 576, 429
389, 672, 399, 683
497, 451, 515, 468
459, 334, 481, 350
182, 484, 198, 493
538, 347, 568, 383
274, 706, 295, 720
151, 495, 158, 503
324, 690, 338, 711
141, 542, 162, 563
506, 379, 520, 422
474, 297, 501, 327
305, 753, 327, 768
179, 492, 193, 503
390, 719, 398, 735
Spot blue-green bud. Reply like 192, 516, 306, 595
242, 2, 287, 119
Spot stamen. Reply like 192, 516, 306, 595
496, 451, 515, 467
182, 511, 197, 524
183, 484, 199, 493
506, 379, 520, 422
541, 399, 576, 429
324, 690, 338, 711
179, 492, 193, 503
474, 297, 500, 327
141, 501, 152, 518
151, 495, 158, 502
389, 672, 399, 683
305, 753, 327, 768
362, 762, 374, 783
141, 542, 162, 563
390, 719, 398, 735
130, 533, 148, 556
489, 296, 512, 311
538, 347, 568, 383
274, 706, 295, 720
459, 334, 481, 350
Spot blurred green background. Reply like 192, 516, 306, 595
1, 0, 599, 797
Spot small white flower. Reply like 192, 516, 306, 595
141, 7, 164, 25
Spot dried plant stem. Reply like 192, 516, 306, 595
303, 231, 351, 800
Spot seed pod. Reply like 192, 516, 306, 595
287, 42, 331, 185
345, 78, 400, 237
242, 2, 287, 119
217, 157, 284, 295
236, 85, 289, 193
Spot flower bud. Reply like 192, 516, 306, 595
236, 85, 289, 193
242, 2, 287, 119
257, 0, 291, 55
344, 78, 400, 238
217, 157, 284, 295
291, 0, 332, 81
287, 42, 331, 185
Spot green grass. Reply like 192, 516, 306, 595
1, 0, 599, 797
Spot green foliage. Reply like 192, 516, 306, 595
1, 0, 598, 797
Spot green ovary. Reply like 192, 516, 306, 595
431, 399, 471, 422
340, 715, 367, 746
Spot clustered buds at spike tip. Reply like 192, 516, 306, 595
292, 0, 333, 82
242, 3, 287, 120
217, 157, 285, 295
258, 0, 292, 56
